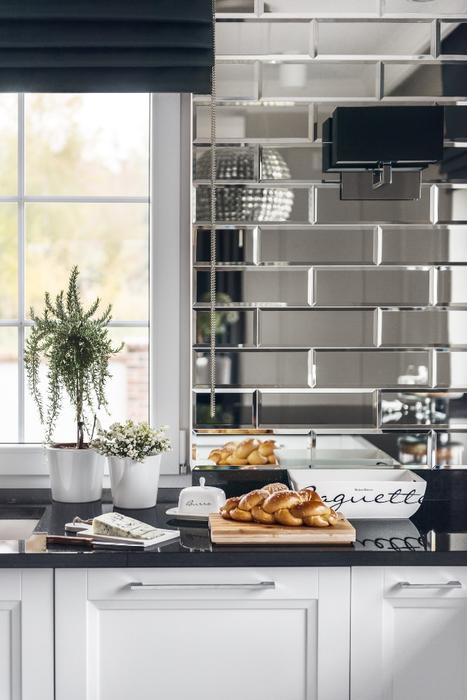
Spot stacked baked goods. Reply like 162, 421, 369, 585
220, 482, 339, 528
208, 438, 279, 467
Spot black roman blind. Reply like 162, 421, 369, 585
0, 0, 213, 93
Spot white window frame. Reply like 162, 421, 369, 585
0, 92, 190, 484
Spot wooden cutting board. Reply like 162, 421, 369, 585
209, 513, 356, 545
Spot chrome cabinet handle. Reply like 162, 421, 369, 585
129, 581, 276, 591
398, 580, 462, 590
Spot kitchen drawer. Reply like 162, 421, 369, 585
87, 567, 319, 601
382, 566, 467, 598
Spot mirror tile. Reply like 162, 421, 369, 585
194, 310, 256, 347
314, 350, 432, 388
384, 64, 467, 99
195, 228, 256, 264
194, 350, 311, 387
216, 0, 255, 11
196, 270, 310, 305
437, 267, 467, 307
382, 0, 467, 16
316, 21, 431, 56
194, 105, 312, 142
260, 227, 375, 264
260, 310, 375, 347
260, 146, 323, 182
381, 310, 467, 347
437, 187, 467, 224
380, 226, 467, 265
263, 0, 379, 13
216, 64, 258, 100
311, 432, 426, 467
437, 351, 467, 388
313, 268, 431, 307
216, 21, 311, 55
195, 185, 310, 224
194, 391, 254, 428
258, 391, 377, 428
262, 63, 377, 99
315, 185, 432, 224
381, 391, 467, 429
194, 146, 258, 181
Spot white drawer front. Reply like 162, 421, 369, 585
87, 567, 319, 601
383, 566, 467, 598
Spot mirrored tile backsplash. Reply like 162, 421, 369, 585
192, 3, 467, 466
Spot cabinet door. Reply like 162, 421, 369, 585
0, 569, 54, 700
56, 567, 350, 700
351, 567, 467, 700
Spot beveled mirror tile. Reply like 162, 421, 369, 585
194, 350, 311, 387
217, 21, 311, 55
258, 391, 377, 428
260, 146, 323, 182
194, 146, 258, 181
314, 350, 431, 388
432, 432, 467, 468
381, 310, 467, 347
383, 0, 467, 16
314, 268, 431, 307
384, 64, 467, 99
195, 227, 256, 264
445, 106, 467, 141
437, 187, 467, 224
436, 351, 467, 388
194, 391, 254, 428
260, 227, 375, 264
216, 0, 255, 11
316, 21, 431, 56
312, 432, 429, 467
437, 267, 467, 307
381, 391, 467, 429
216, 64, 258, 100
315, 185, 432, 224
381, 226, 467, 264
196, 269, 310, 305
350, 432, 433, 469
194, 310, 256, 346
426, 149, 467, 183
262, 63, 377, 99
194, 105, 311, 141
195, 185, 310, 224
263, 0, 379, 13
260, 309, 375, 347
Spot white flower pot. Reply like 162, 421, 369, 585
108, 454, 161, 509
47, 445, 104, 503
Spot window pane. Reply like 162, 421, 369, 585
0, 95, 17, 195
25, 203, 149, 321
0, 204, 17, 319
25, 94, 150, 197
25, 327, 148, 443
0, 328, 18, 442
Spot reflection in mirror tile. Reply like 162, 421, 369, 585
262, 63, 377, 99
196, 270, 310, 305
194, 350, 311, 388
194, 391, 254, 428
194, 310, 255, 347
216, 63, 258, 100
195, 185, 309, 224
381, 391, 467, 429
385, 64, 467, 99
194, 146, 258, 181
261, 147, 323, 182
260, 227, 375, 264
313, 268, 431, 307
311, 433, 408, 467
194, 105, 312, 142
264, 0, 379, 13
383, 0, 467, 16
216, 0, 255, 11
437, 351, 467, 388
315, 185, 432, 224
437, 267, 467, 307
316, 21, 431, 56
259, 391, 377, 428
195, 228, 256, 264
437, 187, 467, 224
347, 432, 434, 469
381, 226, 467, 264
217, 21, 311, 55
314, 350, 431, 388
381, 310, 467, 347
260, 310, 375, 347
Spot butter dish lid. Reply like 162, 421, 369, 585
177, 477, 226, 515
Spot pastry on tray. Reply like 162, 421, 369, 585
208, 438, 279, 467
220, 484, 339, 528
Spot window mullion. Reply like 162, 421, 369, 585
17, 93, 25, 442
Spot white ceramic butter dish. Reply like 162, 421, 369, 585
166, 477, 226, 521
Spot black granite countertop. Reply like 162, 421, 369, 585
0, 488, 467, 567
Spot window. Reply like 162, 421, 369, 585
0, 93, 150, 443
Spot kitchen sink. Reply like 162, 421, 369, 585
0, 507, 44, 540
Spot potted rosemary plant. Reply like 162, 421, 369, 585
92, 421, 171, 508
25, 266, 122, 502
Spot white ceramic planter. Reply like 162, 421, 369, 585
108, 454, 161, 509
47, 446, 104, 503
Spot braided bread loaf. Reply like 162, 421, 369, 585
220, 483, 339, 528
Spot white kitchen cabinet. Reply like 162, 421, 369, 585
351, 566, 467, 700
0, 569, 54, 700
55, 567, 350, 700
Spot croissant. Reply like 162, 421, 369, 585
220, 487, 338, 528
